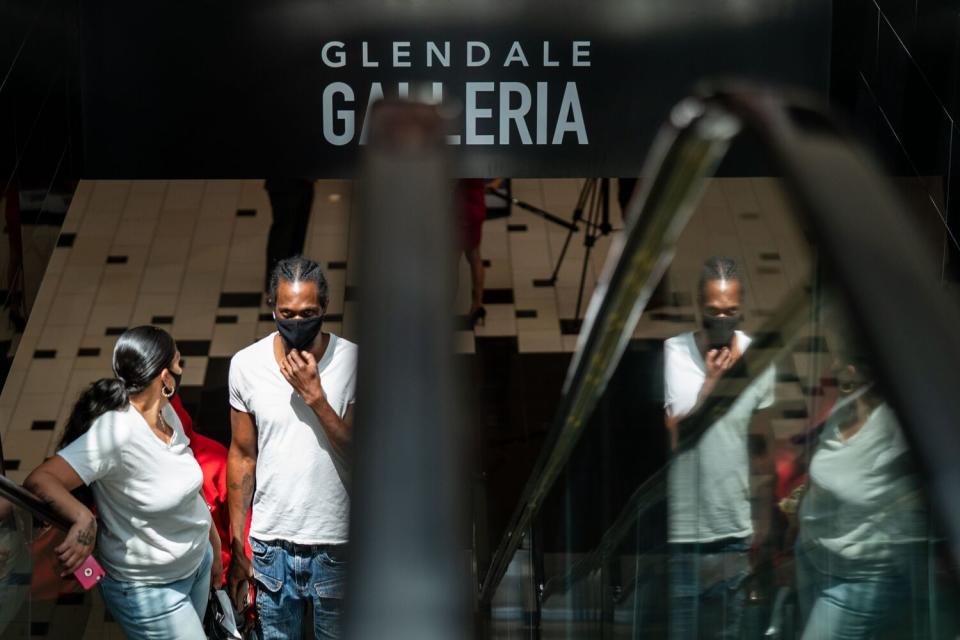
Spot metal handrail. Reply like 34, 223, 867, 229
479, 100, 741, 603
480, 82, 960, 605
0, 474, 70, 531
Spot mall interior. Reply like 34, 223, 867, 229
2, 1, 960, 639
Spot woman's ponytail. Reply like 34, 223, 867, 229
58, 378, 130, 449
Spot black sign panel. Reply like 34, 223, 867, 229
79, 2, 831, 178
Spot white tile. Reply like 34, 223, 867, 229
85, 302, 135, 337
193, 217, 235, 246
164, 180, 205, 210
180, 356, 209, 386
87, 181, 131, 215
112, 217, 159, 246
94, 272, 142, 304
473, 304, 516, 337
3, 429, 54, 472
45, 293, 95, 327
153, 209, 198, 238
140, 264, 185, 294
130, 293, 178, 325
515, 299, 560, 332
21, 358, 75, 396
210, 323, 257, 357
123, 191, 165, 221
9, 393, 64, 432
518, 330, 563, 353
36, 324, 85, 356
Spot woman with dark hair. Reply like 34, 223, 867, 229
24, 326, 220, 640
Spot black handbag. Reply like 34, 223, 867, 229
203, 589, 243, 640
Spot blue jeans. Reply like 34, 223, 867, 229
669, 537, 751, 640
100, 544, 213, 640
251, 537, 347, 640
796, 545, 908, 640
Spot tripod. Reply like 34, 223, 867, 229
546, 178, 613, 319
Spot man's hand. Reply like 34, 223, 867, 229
56, 515, 96, 577
280, 350, 326, 407
227, 551, 253, 611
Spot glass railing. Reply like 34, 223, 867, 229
481, 85, 960, 639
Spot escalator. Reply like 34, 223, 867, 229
477, 85, 960, 638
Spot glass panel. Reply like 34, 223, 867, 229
496, 170, 960, 639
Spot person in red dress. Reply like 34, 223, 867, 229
458, 179, 489, 327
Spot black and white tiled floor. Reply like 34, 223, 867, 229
0, 177, 821, 638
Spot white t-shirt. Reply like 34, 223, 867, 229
58, 403, 211, 583
664, 330, 776, 543
798, 403, 926, 578
229, 332, 357, 545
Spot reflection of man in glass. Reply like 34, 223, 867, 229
796, 343, 926, 639
664, 257, 775, 639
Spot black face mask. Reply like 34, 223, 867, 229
276, 316, 324, 352
702, 315, 741, 350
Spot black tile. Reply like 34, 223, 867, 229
507, 224, 528, 232
215, 315, 238, 324
345, 286, 359, 302
105, 327, 127, 336
327, 261, 347, 270
236, 208, 257, 217
258, 313, 274, 322
219, 292, 262, 308
3, 460, 19, 471
56, 233, 76, 247
739, 212, 760, 220
775, 370, 801, 383
759, 252, 781, 261
199, 358, 233, 446
104, 609, 114, 623
31, 420, 56, 431
106, 255, 128, 264
801, 384, 825, 397
33, 349, 56, 359
325, 313, 343, 322
177, 340, 211, 357
560, 318, 583, 335
483, 289, 514, 304
77, 347, 100, 357
533, 279, 554, 288
516, 309, 538, 319
649, 312, 696, 323
482, 259, 492, 267
756, 266, 781, 275
781, 408, 809, 420
56, 592, 85, 605
151, 315, 173, 325
30, 622, 49, 636
752, 331, 785, 348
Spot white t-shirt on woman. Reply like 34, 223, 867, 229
58, 402, 211, 584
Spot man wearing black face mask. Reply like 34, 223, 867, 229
226, 256, 357, 639
663, 256, 776, 640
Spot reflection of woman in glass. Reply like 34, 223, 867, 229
795, 352, 926, 639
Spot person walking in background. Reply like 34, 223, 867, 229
227, 255, 357, 639
23, 326, 220, 640
264, 179, 315, 291
458, 178, 490, 328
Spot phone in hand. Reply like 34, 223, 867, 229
74, 555, 105, 590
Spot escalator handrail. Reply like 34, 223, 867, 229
480, 82, 960, 605
0, 474, 70, 531
479, 100, 742, 604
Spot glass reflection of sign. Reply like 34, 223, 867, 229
318, 40, 592, 146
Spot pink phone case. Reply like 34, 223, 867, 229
74, 555, 105, 590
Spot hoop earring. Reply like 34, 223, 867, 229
161, 385, 174, 398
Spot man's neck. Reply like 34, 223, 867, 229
273, 331, 330, 365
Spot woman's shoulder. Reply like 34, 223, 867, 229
87, 407, 137, 442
